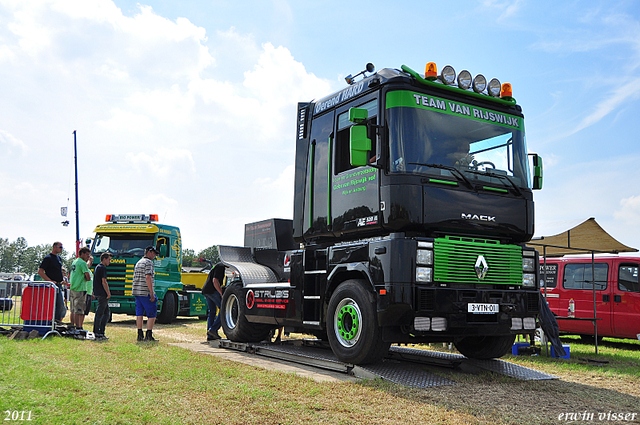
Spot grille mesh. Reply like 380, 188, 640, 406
433, 237, 523, 285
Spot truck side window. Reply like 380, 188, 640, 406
156, 236, 168, 257
618, 264, 639, 293
335, 99, 378, 174
563, 263, 608, 290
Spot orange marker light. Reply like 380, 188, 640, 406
150, 214, 159, 222
425, 62, 437, 79
105, 214, 113, 221
379, 289, 387, 295
501, 83, 513, 98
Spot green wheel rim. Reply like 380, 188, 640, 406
334, 297, 362, 348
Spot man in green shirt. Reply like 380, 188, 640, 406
69, 247, 92, 330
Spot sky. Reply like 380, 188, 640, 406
1, 0, 640, 253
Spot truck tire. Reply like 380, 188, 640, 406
157, 291, 178, 324
221, 283, 272, 342
453, 334, 516, 359
327, 279, 390, 364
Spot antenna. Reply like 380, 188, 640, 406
345, 63, 375, 85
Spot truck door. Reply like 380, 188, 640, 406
303, 111, 334, 239
331, 98, 380, 235
613, 261, 640, 339
559, 261, 612, 336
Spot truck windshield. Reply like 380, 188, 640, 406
92, 234, 154, 257
387, 96, 530, 189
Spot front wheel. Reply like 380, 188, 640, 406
221, 283, 272, 342
327, 279, 389, 364
454, 334, 516, 359
157, 291, 178, 324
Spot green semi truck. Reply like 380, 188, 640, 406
89, 214, 208, 323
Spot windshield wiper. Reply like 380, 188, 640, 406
409, 162, 477, 191
113, 252, 135, 258
466, 169, 522, 196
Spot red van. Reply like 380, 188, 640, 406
540, 255, 640, 340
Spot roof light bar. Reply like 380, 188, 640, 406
413, 63, 514, 101
106, 214, 158, 223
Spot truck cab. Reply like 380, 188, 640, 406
90, 214, 207, 323
220, 62, 544, 364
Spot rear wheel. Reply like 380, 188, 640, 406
454, 334, 516, 359
157, 291, 178, 324
327, 279, 389, 364
221, 283, 272, 342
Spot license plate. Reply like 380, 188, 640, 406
468, 303, 499, 314
108, 302, 120, 308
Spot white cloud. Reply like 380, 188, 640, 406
614, 195, 640, 223
0, 130, 28, 155
126, 148, 196, 178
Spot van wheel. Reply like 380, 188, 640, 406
221, 283, 272, 342
454, 334, 516, 359
157, 291, 178, 324
327, 279, 389, 364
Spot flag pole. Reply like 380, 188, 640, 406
73, 130, 80, 257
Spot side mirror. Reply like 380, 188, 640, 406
529, 153, 543, 190
159, 244, 169, 257
349, 107, 371, 167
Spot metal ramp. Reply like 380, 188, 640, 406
213, 339, 557, 388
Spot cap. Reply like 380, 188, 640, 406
145, 246, 160, 254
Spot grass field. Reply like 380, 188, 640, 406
1, 315, 639, 425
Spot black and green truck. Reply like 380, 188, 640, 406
90, 214, 208, 323
219, 62, 544, 364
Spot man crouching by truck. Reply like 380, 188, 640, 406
133, 246, 159, 342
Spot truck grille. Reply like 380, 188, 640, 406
433, 237, 523, 286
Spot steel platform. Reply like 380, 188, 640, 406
213, 339, 557, 388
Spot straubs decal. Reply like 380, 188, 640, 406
246, 289, 290, 310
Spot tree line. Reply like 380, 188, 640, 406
0, 237, 220, 276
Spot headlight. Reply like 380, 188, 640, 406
440, 65, 456, 85
511, 317, 523, 330
523, 273, 535, 287
417, 249, 433, 265
416, 267, 432, 283
457, 70, 472, 90
523, 317, 537, 330
473, 74, 487, 93
488, 78, 501, 97
523, 257, 535, 272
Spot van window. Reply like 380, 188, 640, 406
563, 263, 608, 290
618, 264, 639, 293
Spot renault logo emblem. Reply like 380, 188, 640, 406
475, 255, 489, 279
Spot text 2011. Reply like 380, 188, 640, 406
4, 411, 32, 421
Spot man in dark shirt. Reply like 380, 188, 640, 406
37, 241, 67, 322
92, 253, 112, 341
202, 263, 227, 341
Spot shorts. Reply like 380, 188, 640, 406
134, 295, 158, 318
69, 290, 87, 315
